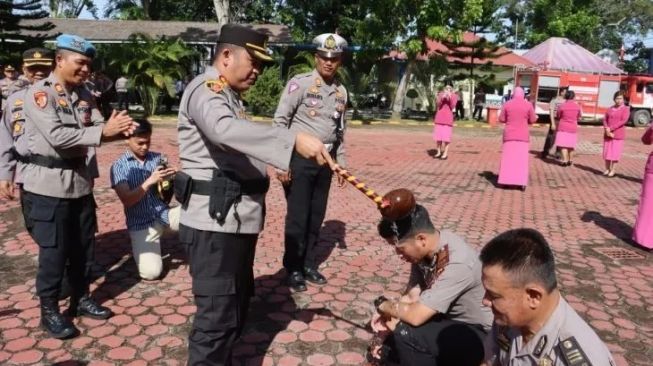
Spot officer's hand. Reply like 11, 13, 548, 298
294, 132, 337, 170
336, 170, 346, 187
276, 170, 291, 185
102, 110, 135, 138
0, 180, 15, 200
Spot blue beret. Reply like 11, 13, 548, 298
55, 34, 96, 58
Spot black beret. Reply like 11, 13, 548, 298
218, 23, 273, 62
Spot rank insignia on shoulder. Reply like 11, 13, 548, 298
33, 91, 48, 109
558, 336, 591, 366
13, 99, 23, 107
54, 83, 65, 96
206, 79, 227, 94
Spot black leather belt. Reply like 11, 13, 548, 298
27, 154, 85, 169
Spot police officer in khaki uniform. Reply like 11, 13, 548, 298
0, 48, 54, 201
176, 24, 335, 366
480, 229, 615, 366
274, 33, 348, 292
22, 34, 137, 339
1, 65, 25, 112
372, 205, 492, 365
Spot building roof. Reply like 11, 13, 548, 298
522, 37, 624, 74
387, 32, 535, 68
18, 18, 292, 45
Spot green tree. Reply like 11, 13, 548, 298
48, 0, 97, 18
106, 34, 199, 116
0, 0, 54, 66
242, 65, 284, 116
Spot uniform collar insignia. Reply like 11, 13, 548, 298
206, 78, 228, 94
533, 335, 547, 357
434, 244, 450, 277
315, 77, 322, 87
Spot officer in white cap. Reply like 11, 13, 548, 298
273, 33, 349, 292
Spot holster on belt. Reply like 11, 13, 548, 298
174, 170, 270, 225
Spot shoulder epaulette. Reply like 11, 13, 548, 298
558, 336, 592, 366
205, 76, 229, 94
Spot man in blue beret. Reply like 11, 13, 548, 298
21, 34, 137, 339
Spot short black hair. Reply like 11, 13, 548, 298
212, 43, 246, 64
480, 228, 557, 292
564, 90, 575, 100
132, 118, 152, 136
377, 204, 435, 241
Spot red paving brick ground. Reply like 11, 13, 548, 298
1, 121, 652, 365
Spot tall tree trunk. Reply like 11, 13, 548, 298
213, 0, 230, 24
391, 60, 414, 120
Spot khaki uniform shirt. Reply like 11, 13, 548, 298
1, 77, 28, 111
177, 66, 296, 234
273, 69, 347, 166
409, 230, 493, 330
484, 297, 615, 366
22, 73, 104, 198
0, 85, 30, 183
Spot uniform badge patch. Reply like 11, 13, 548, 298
288, 82, 299, 94
309, 109, 317, 117
315, 78, 322, 87
54, 83, 65, 96
13, 99, 23, 107
13, 121, 23, 135
206, 79, 226, 94
538, 356, 552, 366
309, 98, 319, 106
33, 91, 48, 109
13, 112, 22, 121
58, 98, 69, 108
310, 86, 319, 94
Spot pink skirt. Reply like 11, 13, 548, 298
633, 156, 653, 248
602, 139, 624, 161
555, 131, 577, 149
498, 141, 529, 186
433, 124, 453, 143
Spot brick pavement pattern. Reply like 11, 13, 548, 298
0, 123, 652, 365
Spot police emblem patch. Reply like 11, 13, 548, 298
33, 91, 48, 109
325, 35, 337, 49
206, 79, 226, 94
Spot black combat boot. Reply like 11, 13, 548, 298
67, 294, 113, 320
40, 297, 78, 339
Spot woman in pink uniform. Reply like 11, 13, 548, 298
497, 87, 537, 190
602, 91, 630, 177
633, 125, 653, 249
555, 90, 582, 166
432, 84, 457, 160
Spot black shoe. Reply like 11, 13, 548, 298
40, 298, 78, 339
287, 271, 307, 292
68, 295, 113, 320
304, 267, 327, 285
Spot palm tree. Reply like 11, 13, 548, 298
107, 34, 198, 116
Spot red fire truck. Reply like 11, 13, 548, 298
515, 67, 653, 126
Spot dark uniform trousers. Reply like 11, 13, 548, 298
387, 318, 486, 366
180, 224, 258, 366
542, 123, 556, 156
282, 151, 334, 273
22, 191, 97, 299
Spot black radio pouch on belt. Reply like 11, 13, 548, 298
174, 171, 193, 209
208, 170, 241, 225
